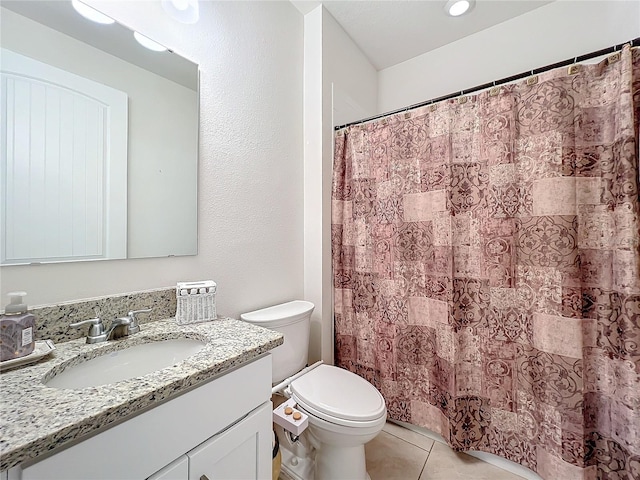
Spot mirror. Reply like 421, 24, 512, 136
0, 1, 198, 265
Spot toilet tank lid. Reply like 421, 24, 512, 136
240, 300, 314, 326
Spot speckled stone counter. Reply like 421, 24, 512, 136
0, 318, 283, 471
29, 288, 177, 344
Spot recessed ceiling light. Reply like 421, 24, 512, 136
133, 32, 168, 52
161, 0, 200, 24
71, 0, 115, 24
171, 0, 190, 10
445, 0, 475, 17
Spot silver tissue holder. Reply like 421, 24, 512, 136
175, 281, 217, 325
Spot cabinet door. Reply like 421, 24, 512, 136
147, 455, 189, 480
188, 402, 271, 480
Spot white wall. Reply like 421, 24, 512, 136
0, 1, 304, 319
378, 0, 640, 112
323, 10, 378, 128
303, 7, 325, 363
1, 8, 198, 260
303, 6, 377, 363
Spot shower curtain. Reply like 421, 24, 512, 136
332, 45, 639, 480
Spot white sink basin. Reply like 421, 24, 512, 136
45, 338, 206, 389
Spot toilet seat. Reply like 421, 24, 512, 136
290, 365, 386, 429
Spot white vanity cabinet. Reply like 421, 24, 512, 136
147, 403, 272, 480
148, 456, 189, 479
186, 403, 271, 480
11, 355, 272, 480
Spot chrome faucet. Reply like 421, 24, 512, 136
69, 317, 108, 344
121, 308, 152, 335
70, 308, 152, 344
103, 316, 133, 340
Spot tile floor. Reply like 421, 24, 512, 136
365, 422, 527, 480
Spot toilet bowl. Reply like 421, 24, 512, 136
241, 301, 387, 480
290, 363, 386, 480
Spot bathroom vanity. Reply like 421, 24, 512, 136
0, 319, 283, 480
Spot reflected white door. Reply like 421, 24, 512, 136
1, 48, 127, 264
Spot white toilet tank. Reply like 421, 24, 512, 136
240, 300, 314, 383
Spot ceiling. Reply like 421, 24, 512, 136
292, 0, 553, 70
1, 0, 197, 89
4, 0, 554, 76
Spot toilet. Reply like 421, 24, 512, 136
241, 301, 386, 480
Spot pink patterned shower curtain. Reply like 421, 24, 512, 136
332, 45, 639, 479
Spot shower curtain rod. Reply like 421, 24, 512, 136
334, 36, 640, 131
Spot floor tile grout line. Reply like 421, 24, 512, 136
382, 429, 435, 453
385, 423, 439, 452
374, 424, 529, 480
425, 439, 435, 477
384, 424, 436, 452
417, 452, 430, 480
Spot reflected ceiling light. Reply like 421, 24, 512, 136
71, 0, 115, 24
133, 31, 168, 52
161, 0, 199, 24
445, 0, 474, 17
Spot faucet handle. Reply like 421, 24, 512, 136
126, 308, 152, 334
70, 317, 107, 344
128, 308, 152, 318
70, 317, 103, 329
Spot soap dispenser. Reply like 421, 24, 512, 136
0, 291, 36, 361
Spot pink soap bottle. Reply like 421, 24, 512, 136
0, 291, 36, 361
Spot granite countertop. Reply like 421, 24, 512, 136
0, 318, 283, 471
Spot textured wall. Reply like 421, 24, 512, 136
1, 1, 304, 320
